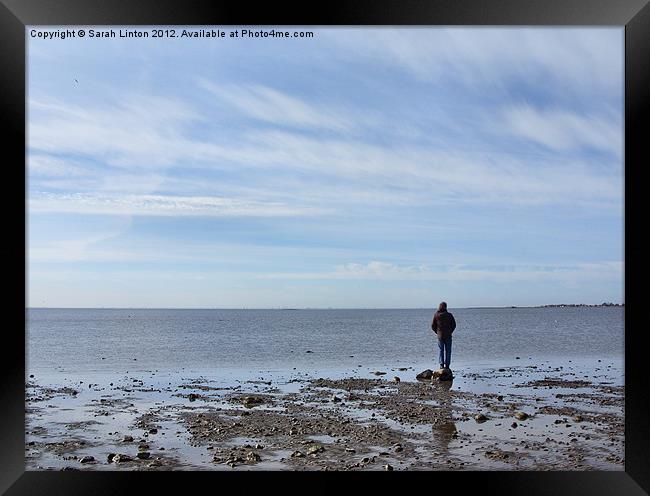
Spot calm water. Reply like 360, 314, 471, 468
26, 307, 624, 377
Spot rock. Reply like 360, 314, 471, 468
138, 443, 150, 451
515, 412, 529, 420
291, 450, 305, 458
572, 415, 584, 423
79, 456, 95, 464
393, 445, 403, 453
474, 413, 488, 423
113, 454, 133, 463
511, 422, 518, 428
431, 368, 454, 381
393, 377, 401, 383
416, 369, 434, 380
246, 452, 261, 462
188, 393, 199, 401
373, 371, 387, 376
497, 395, 504, 401
255, 444, 264, 449
107, 453, 116, 463
332, 396, 341, 403
136, 451, 151, 460
307, 445, 325, 455
122, 435, 134, 442
384, 464, 394, 471
242, 396, 264, 406
148, 459, 163, 467
305, 350, 313, 353
345, 448, 356, 453
148, 428, 158, 434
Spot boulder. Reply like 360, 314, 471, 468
416, 369, 434, 380
242, 396, 264, 406
431, 368, 454, 381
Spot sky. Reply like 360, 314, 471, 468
27, 27, 624, 308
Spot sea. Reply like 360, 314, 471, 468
26, 307, 624, 381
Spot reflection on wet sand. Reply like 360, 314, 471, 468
430, 379, 457, 452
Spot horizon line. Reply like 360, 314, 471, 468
26, 303, 624, 311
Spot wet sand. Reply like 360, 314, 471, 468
25, 360, 624, 471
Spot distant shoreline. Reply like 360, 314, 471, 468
533, 303, 624, 308
27, 304, 624, 310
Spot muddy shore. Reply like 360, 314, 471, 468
25, 361, 624, 471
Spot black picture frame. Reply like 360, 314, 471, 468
2, 0, 648, 493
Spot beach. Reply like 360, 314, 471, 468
25, 357, 624, 471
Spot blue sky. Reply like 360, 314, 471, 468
27, 27, 624, 308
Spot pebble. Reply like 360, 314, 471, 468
246, 452, 261, 462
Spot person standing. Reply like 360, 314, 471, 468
431, 301, 456, 369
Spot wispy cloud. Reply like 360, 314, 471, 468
28, 95, 218, 168
263, 260, 624, 283
28, 75, 622, 211
503, 104, 622, 155
199, 80, 363, 132
323, 28, 622, 95
28, 192, 328, 217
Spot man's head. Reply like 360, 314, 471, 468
438, 301, 447, 312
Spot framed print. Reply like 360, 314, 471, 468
1, 0, 648, 494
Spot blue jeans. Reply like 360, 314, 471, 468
438, 337, 452, 368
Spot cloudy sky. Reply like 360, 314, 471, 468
27, 27, 624, 308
